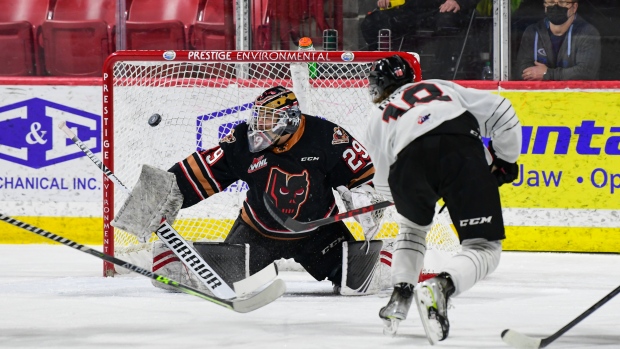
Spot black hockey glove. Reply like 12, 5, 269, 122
488, 141, 519, 186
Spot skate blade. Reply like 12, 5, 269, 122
382, 318, 400, 337
414, 287, 440, 345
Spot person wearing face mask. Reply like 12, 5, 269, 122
114, 86, 393, 297
516, 0, 600, 80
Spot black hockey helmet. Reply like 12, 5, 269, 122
247, 86, 302, 152
368, 55, 415, 101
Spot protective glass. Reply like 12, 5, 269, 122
544, 0, 575, 8
247, 105, 288, 152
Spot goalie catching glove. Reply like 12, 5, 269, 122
488, 141, 519, 186
111, 165, 184, 243
336, 184, 385, 241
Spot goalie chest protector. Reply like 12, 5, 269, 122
172, 115, 375, 237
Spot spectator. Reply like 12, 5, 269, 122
360, 0, 479, 51
516, 0, 600, 80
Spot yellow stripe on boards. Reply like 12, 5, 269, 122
1, 216, 102, 244
504, 226, 620, 253
2, 217, 618, 253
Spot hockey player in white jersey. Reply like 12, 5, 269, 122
364, 55, 521, 344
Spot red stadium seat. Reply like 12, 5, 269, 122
192, 0, 235, 50
125, 0, 200, 50
0, 0, 50, 76
40, 0, 116, 76
252, 0, 272, 50
248, 0, 343, 51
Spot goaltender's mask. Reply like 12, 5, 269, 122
248, 86, 302, 153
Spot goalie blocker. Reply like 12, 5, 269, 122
153, 239, 395, 296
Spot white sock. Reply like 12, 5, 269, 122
442, 238, 502, 296
391, 216, 432, 285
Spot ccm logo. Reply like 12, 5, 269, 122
301, 157, 319, 161
460, 216, 492, 227
322, 236, 345, 255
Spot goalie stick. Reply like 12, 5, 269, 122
501, 285, 620, 349
263, 193, 394, 233
58, 121, 277, 299
0, 214, 285, 313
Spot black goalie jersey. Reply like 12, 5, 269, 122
169, 115, 375, 239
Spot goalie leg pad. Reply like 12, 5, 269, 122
151, 240, 198, 293
192, 242, 249, 288
111, 165, 183, 243
151, 241, 248, 293
339, 240, 384, 295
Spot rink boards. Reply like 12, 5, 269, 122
0, 80, 619, 252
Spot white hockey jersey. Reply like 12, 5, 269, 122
363, 79, 522, 200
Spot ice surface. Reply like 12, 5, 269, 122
1, 245, 619, 348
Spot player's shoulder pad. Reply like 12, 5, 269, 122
221, 122, 249, 142
219, 122, 249, 150
305, 115, 353, 146
219, 129, 237, 145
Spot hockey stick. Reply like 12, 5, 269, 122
501, 285, 620, 349
0, 214, 285, 313
58, 121, 277, 299
263, 192, 394, 233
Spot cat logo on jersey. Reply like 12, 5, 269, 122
266, 167, 309, 218
220, 130, 236, 143
418, 113, 430, 124
332, 126, 349, 145
248, 155, 267, 173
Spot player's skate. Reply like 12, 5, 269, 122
379, 282, 414, 336
414, 273, 455, 345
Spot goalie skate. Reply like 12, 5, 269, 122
414, 274, 453, 345
379, 283, 414, 336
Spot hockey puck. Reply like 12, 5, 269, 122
148, 113, 162, 127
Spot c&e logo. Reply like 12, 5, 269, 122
0, 98, 101, 169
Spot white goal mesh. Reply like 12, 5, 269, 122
102, 50, 459, 276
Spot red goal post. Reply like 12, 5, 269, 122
100, 50, 457, 277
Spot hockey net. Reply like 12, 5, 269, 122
102, 50, 460, 277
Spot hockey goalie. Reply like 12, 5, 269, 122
111, 86, 393, 295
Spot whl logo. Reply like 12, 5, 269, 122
248, 155, 267, 173
0, 98, 100, 169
